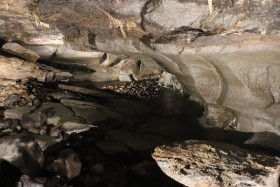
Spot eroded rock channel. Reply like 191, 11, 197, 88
0, 0, 280, 186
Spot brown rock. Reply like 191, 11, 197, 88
0, 55, 46, 81
152, 140, 280, 187
2, 43, 40, 62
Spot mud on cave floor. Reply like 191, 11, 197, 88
0, 68, 279, 186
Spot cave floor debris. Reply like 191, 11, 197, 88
0, 58, 279, 187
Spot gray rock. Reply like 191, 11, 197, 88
17, 175, 46, 187
45, 148, 82, 180
60, 99, 120, 124
49, 127, 61, 138
17, 175, 61, 187
28, 127, 39, 134
90, 71, 119, 82
60, 122, 95, 135
0, 134, 44, 176
130, 161, 157, 178
0, 79, 35, 108
54, 47, 104, 64
47, 93, 81, 100
58, 84, 115, 98
4, 106, 33, 120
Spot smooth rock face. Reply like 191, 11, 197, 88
152, 140, 280, 187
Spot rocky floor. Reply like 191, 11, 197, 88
0, 71, 202, 187
0, 68, 279, 186
0, 46, 279, 187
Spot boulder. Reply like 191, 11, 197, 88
152, 140, 280, 187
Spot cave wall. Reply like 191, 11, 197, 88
1, 0, 280, 134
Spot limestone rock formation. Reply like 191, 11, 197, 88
1, 0, 280, 134
152, 140, 280, 187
